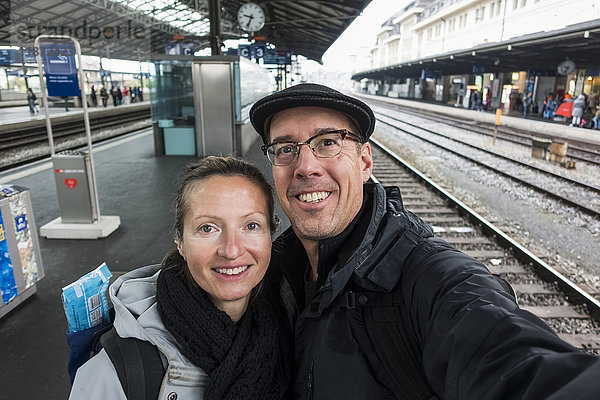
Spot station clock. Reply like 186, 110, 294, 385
557, 60, 576, 76
237, 2, 265, 33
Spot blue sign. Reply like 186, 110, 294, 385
263, 49, 292, 65
252, 44, 266, 59
14, 215, 27, 233
0, 49, 37, 65
42, 44, 80, 97
165, 43, 180, 55
0, 49, 17, 65
180, 43, 194, 55
238, 45, 251, 59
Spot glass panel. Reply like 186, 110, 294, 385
149, 60, 195, 128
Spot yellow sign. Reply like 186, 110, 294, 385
495, 109, 502, 125
0, 224, 4, 242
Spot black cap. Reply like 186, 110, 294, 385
249, 83, 375, 144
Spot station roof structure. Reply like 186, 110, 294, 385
1, 0, 372, 63
352, 20, 600, 81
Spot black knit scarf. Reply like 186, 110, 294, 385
156, 266, 288, 400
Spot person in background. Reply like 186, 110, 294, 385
26, 88, 37, 115
122, 86, 129, 105
132, 86, 139, 103
250, 83, 600, 400
69, 156, 291, 400
593, 105, 600, 129
543, 93, 557, 119
100, 85, 108, 107
110, 86, 118, 107
571, 94, 586, 127
90, 85, 97, 107
117, 87, 123, 106
523, 91, 533, 118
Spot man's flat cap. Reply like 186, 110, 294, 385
249, 83, 375, 143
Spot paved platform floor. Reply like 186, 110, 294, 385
0, 128, 283, 400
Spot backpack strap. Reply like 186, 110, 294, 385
100, 327, 165, 400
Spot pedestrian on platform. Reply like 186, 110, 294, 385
543, 94, 557, 119
250, 83, 600, 400
122, 86, 129, 104
90, 85, 97, 107
593, 105, 600, 129
62, 96, 70, 112
131, 86, 138, 103
110, 86, 118, 107
69, 156, 291, 400
100, 86, 108, 107
117, 87, 123, 106
470, 91, 479, 110
26, 88, 37, 114
523, 92, 533, 118
571, 94, 586, 127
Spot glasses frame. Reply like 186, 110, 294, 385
261, 129, 362, 166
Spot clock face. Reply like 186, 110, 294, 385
237, 3, 265, 32
557, 60, 575, 76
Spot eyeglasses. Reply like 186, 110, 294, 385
261, 129, 362, 166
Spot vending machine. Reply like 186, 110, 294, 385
0, 185, 44, 318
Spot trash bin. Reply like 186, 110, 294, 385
0, 185, 44, 318
52, 150, 99, 223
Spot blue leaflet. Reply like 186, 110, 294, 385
62, 262, 112, 332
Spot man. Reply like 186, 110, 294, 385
250, 83, 600, 400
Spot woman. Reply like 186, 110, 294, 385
70, 156, 290, 399
571, 94, 585, 127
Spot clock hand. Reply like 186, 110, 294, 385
246, 15, 254, 28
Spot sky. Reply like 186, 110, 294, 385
321, 0, 409, 72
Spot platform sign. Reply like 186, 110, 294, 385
165, 43, 180, 55
180, 43, 194, 55
238, 44, 251, 59
0, 211, 18, 304
41, 44, 80, 97
263, 49, 292, 65
0, 49, 18, 65
252, 44, 266, 59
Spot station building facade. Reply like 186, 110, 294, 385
357, 0, 600, 115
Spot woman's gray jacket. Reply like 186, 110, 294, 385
69, 265, 208, 400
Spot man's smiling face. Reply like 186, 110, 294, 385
269, 106, 373, 243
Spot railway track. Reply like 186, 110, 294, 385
0, 106, 151, 171
373, 109, 600, 220
368, 97, 600, 166
369, 137, 600, 353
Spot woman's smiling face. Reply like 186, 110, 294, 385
177, 175, 272, 313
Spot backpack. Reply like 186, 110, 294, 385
67, 307, 165, 400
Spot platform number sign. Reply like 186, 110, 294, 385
253, 44, 266, 59
238, 45, 251, 59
